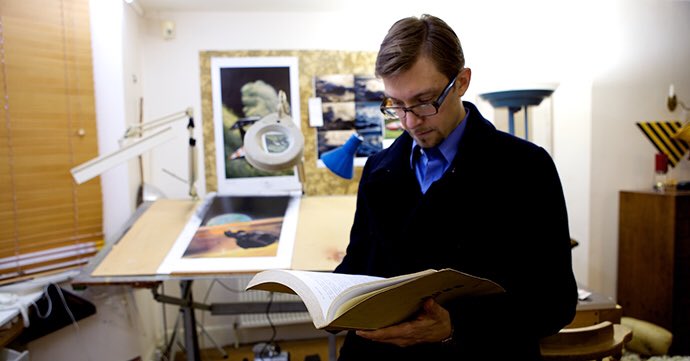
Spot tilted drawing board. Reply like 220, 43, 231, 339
90, 195, 356, 278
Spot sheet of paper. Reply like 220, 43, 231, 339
578, 288, 592, 300
308, 97, 324, 127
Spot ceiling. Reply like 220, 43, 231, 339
134, 0, 354, 13
135, 0, 690, 12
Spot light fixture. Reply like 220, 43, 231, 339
243, 90, 305, 173
667, 84, 690, 142
70, 107, 198, 199
321, 133, 363, 179
478, 87, 556, 139
667, 84, 688, 113
123, 0, 144, 16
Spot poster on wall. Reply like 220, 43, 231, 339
314, 74, 394, 167
211, 56, 302, 195
157, 195, 300, 274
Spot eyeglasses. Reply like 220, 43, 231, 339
380, 75, 458, 120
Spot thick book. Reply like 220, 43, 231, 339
245, 268, 505, 331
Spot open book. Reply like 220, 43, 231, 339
245, 268, 505, 331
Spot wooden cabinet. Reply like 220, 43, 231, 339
618, 190, 690, 355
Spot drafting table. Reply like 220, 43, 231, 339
73, 195, 356, 361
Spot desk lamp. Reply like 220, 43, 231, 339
478, 87, 556, 139
321, 133, 363, 179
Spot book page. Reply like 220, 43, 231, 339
284, 270, 381, 321
328, 268, 504, 330
328, 269, 436, 318
248, 268, 504, 330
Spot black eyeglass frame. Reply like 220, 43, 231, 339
379, 74, 458, 120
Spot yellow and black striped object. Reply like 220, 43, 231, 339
636, 121, 690, 167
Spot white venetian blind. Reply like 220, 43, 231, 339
0, 0, 103, 284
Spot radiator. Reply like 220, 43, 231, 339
235, 274, 312, 328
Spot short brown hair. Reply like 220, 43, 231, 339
375, 14, 464, 81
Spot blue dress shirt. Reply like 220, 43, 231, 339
411, 107, 469, 193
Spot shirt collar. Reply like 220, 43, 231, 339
409, 106, 470, 168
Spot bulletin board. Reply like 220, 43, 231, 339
199, 50, 378, 196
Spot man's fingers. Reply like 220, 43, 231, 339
355, 299, 451, 347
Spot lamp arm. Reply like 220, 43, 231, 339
123, 107, 194, 139
277, 90, 290, 119
123, 106, 199, 200
187, 113, 198, 200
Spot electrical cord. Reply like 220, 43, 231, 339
31, 286, 53, 320
51, 284, 79, 330
37, 283, 91, 361
258, 292, 280, 359
199, 278, 243, 349
266, 292, 277, 342
160, 282, 170, 361
215, 278, 244, 293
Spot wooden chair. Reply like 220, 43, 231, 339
540, 321, 633, 361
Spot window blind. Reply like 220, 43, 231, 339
0, 0, 103, 284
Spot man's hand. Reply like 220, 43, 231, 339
355, 298, 452, 347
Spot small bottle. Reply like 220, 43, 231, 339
654, 153, 669, 191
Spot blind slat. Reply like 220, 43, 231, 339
0, 234, 102, 258
0, 240, 101, 265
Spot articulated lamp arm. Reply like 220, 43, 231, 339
71, 107, 198, 200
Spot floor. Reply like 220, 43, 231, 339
175, 336, 345, 361
621, 352, 690, 361
172, 338, 690, 361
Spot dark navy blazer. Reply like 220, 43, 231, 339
334, 101, 578, 361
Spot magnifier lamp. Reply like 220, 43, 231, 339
242, 90, 305, 173
70, 107, 199, 199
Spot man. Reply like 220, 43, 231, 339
334, 14, 578, 360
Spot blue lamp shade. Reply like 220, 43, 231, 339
321, 133, 363, 179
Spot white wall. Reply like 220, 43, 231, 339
90, 0, 136, 239
588, 0, 690, 296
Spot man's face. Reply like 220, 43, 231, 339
382, 56, 471, 148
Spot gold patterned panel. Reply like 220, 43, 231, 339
200, 50, 377, 195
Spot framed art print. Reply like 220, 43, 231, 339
210, 56, 302, 195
